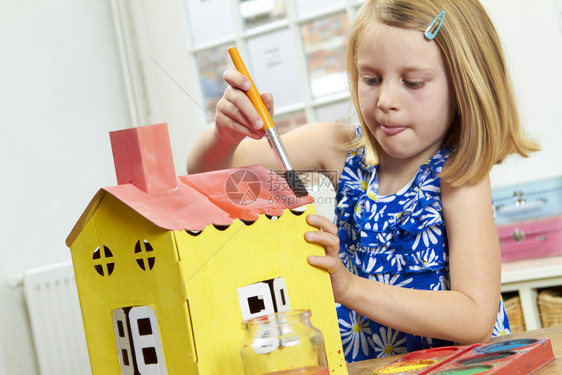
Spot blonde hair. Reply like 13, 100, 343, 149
346, 0, 539, 185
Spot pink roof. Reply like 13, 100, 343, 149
66, 165, 313, 246
66, 123, 313, 247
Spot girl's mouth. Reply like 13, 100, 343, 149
380, 124, 407, 136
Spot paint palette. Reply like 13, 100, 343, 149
373, 338, 554, 374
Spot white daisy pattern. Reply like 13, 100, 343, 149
368, 273, 413, 287
339, 311, 375, 360
334, 125, 511, 363
412, 224, 442, 250
372, 326, 407, 357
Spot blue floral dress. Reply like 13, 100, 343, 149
334, 126, 511, 362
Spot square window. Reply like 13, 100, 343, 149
248, 295, 266, 314
184, 0, 235, 46
239, 0, 287, 30
142, 347, 158, 365
301, 12, 349, 98
137, 318, 153, 336
195, 45, 231, 117
294, 0, 345, 17
246, 29, 304, 108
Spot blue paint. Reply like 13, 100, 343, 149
475, 339, 538, 353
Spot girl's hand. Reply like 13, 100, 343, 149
305, 214, 354, 303
214, 69, 274, 145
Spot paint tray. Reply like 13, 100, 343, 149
373, 338, 554, 374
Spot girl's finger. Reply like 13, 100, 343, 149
307, 254, 339, 274
223, 69, 251, 91
217, 90, 264, 136
305, 230, 338, 249
214, 110, 262, 141
261, 91, 274, 116
306, 214, 338, 235
223, 82, 264, 131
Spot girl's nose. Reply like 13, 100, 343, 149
376, 81, 399, 112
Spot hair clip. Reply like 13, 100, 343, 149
425, 10, 445, 40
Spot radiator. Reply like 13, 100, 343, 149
23, 261, 91, 375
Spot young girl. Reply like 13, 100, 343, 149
187, 0, 539, 362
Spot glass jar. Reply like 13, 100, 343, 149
240, 309, 329, 375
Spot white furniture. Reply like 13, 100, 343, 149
501, 255, 562, 330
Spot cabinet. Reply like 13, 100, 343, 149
501, 256, 562, 331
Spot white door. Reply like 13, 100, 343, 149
112, 306, 167, 375
112, 309, 135, 375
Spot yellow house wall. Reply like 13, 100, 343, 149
176, 205, 347, 374
70, 194, 197, 374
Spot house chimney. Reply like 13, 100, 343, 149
109, 123, 177, 194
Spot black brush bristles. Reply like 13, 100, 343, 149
284, 169, 309, 197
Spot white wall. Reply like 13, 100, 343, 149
484, 0, 562, 186
0, 1, 131, 374
113, 0, 206, 173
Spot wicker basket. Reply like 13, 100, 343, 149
538, 287, 562, 328
503, 293, 526, 333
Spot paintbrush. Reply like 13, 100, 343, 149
228, 46, 308, 197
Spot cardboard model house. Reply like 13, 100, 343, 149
66, 123, 346, 374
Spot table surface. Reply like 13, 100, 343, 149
347, 325, 562, 375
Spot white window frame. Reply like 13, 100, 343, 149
110, 0, 365, 156
185, 0, 366, 124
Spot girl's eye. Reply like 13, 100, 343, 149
403, 80, 425, 88
362, 77, 381, 86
